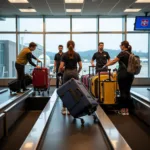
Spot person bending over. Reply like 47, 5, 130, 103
59, 40, 82, 115
15, 42, 41, 93
103, 41, 134, 116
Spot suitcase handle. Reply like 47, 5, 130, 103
68, 88, 83, 102
89, 66, 96, 77
37, 61, 42, 68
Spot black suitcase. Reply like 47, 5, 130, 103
8, 74, 32, 93
57, 78, 98, 125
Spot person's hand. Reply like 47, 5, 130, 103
36, 65, 40, 68
92, 64, 95, 67
37, 59, 41, 62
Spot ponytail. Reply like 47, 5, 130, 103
67, 40, 75, 59
128, 45, 132, 53
68, 46, 74, 59
121, 40, 132, 53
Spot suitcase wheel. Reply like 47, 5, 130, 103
93, 115, 97, 123
81, 119, 84, 126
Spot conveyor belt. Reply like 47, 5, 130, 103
105, 111, 150, 150
0, 111, 41, 150
0, 90, 16, 105
37, 99, 112, 150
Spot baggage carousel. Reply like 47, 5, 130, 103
0, 87, 150, 150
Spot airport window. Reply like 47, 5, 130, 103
46, 18, 70, 32
18, 18, 43, 32
72, 34, 97, 76
99, 18, 123, 31
72, 18, 97, 32
46, 34, 70, 74
0, 34, 16, 78
18, 34, 43, 74
127, 33, 148, 77
0, 18, 15, 31
127, 17, 136, 31
99, 34, 123, 71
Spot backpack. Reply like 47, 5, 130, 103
123, 51, 142, 75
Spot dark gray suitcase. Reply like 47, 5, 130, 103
57, 78, 98, 119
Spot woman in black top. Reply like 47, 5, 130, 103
104, 41, 134, 115
59, 40, 82, 115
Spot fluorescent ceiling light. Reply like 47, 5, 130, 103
135, 0, 150, 3
8, 0, 29, 3
65, 0, 84, 3
19, 9, 36, 12
66, 9, 81, 12
124, 9, 141, 12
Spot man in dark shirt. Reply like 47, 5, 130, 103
54, 45, 64, 88
16, 42, 41, 93
91, 42, 110, 73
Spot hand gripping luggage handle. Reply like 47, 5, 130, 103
37, 61, 42, 68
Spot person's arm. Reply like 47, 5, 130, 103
26, 53, 38, 67
59, 62, 64, 72
107, 52, 111, 63
78, 61, 82, 73
53, 55, 57, 72
91, 53, 96, 66
105, 57, 119, 67
77, 54, 82, 73
32, 54, 41, 62
59, 55, 65, 72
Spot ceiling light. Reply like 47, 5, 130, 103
19, 9, 36, 12
66, 9, 81, 12
135, 0, 150, 3
8, 0, 29, 3
124, 9, 141, 12
65, 0, 84, 3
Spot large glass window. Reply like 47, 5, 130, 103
18, 34, 43, 74
18, 18, 43, 32
46, 18, 70, 32
46, 34, 70, 73
127, 17, 136, 31
99, 34, 123, 70
0, 18, 15, 31
127, 33, 148, 77
72, 34, 97, 76
99, 18, 123, 31
72, 18, 97, 32
0, 34, 16, 78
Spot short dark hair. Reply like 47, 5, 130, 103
98, 42, 104, 46
58, 45, 63, 48
29, 42, 37, 48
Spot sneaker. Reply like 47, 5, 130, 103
118, 108, 126, 116
61, 107, 66, 115
67, 110, 70, 115
125, 108, 129, 115
23, 88, 29, 92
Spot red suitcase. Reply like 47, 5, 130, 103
32, 62, 50, 95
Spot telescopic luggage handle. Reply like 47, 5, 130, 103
89, 66, 96, 77
37, 61, 42, 68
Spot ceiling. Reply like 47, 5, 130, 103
0, 0, 150, 16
